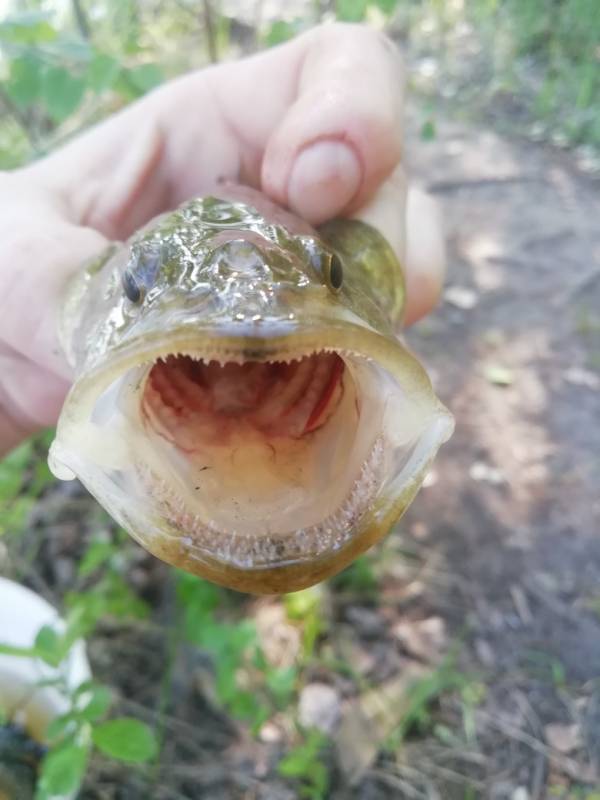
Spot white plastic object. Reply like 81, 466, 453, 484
0, 577, 91, 798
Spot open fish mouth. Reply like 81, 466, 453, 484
50, 322, 452, 593
138, 349, 386, 570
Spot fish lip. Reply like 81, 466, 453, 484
59, 316, 446, 421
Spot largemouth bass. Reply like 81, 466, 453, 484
49, 187, 453, 594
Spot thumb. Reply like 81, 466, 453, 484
261, 24, 404, 225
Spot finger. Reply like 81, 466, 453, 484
353, 171, 445, 325
404, 187, 446, 325
32, 23, 403, 238
261, 24, 404, 224
0, 175, 108, 378
0, 346, 70, 440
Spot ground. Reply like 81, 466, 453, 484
3, 29, 600, 800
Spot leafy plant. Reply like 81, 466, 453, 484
386, 655, 475, 748
176, 573, 298, 732
0, 430, 56, 536
0, 623, 157, 799
330, 554, 379, 596
0, 7, 165, 166
278, 728, 329, 800
284, 586, 327, 662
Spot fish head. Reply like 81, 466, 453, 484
50, 191, 453, 593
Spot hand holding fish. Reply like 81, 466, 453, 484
0, 23, 443, 456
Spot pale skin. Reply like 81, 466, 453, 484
0, 23, 445, 457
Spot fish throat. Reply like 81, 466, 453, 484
138, 349, 385, 568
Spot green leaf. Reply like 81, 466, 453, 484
37, 743, 88, 798
42, 66, 86, 123
483, 364, 514, 386
78, 684, 112, 722
0, 12, 57, 45
176, 572, 221, 618
34, 625, 64, 667
78, 540, 115, 577
0, 642, 36, 658
92, 718, 158, 763
421, 119, 437, 141
0, 496, 35, 536
263, 20, 301, 47
121, 62, 164, 97
44, 37, 92, 63
5, 56, 42, 109
87, 52, 121, 93
266, 666, 297, 708
284, 587, 322, 620
278, 730, 328, 781
335, 0, 369, 22
45, 712, 79, 743
371, 0, 400, 13
30, 459, 55, 494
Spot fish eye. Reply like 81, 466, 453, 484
325, 252, 344, 292
122, 270, 144, 303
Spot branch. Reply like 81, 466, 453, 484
72, 0, 91, 40
202, 0, 218, 63
0, 85, 38, 150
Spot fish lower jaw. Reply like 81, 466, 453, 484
139, 436, 385, 571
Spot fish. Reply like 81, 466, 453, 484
49, 186, 453, 594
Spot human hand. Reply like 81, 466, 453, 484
0, 23, 445, 455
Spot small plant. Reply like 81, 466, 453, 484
386, 654, 476, 749
0, 430, 56, 537
284, 586, 327, 662
0, 622, 157, 799
277, 728, 330, 800
330, 554, 379, 596
176, 573, 298, 732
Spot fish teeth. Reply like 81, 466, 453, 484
137, 436, 384, 569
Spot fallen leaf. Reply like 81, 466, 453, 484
298, 683, 341, 734
564, 366, 600, 390
335, 664, 426, 784
544, 722, 581, 754
444, 285, 478, 310
393, 617, 447, 664
484, 364, 514, 386
469, 461, 506, 485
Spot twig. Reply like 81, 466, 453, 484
562, 263, 600, 304
119, 697, 232, 747
72, 0, 91, 40
475, 708, 583, 779
368, 769, 428, 800
531, 751, 546, 800
0, 85, 38, 150
427, 175, 544, 193
409, 758, 484, 790
202, 0, 218, 63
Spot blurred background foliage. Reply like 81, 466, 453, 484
0, 0, 598, 171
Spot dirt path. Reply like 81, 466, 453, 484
391, 116, 600, 796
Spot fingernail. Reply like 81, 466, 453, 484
287, 141, 362, 224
